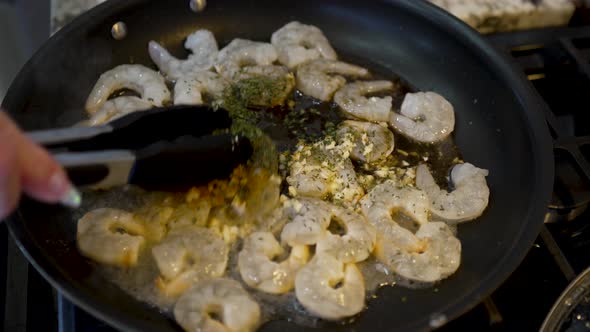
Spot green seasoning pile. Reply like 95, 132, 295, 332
220, 74, 295, 173
224, 75, 293, 109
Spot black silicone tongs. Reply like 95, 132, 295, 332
27, 106, 253, 191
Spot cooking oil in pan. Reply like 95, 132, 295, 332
74, 53, 464, 327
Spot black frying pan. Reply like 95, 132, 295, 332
2, 0, 553, 331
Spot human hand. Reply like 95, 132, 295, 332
0, 111, 80, 219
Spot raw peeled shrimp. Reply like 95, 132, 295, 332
337, 120, 395, 163
235, 63, 292, 80
152, 226, 228, 297
270, 21, 337, 68
280, 198, 375, 263
215, 39, 278, 79
374, 221, 461, 283
416, 163, 490, 223
360, 181, 430, 253
390, 91, 455, 143
238, 232, 309, 294
148, 29, 218, 81
360, 181, 461, 282
295, 254, 365, 320
86, 96, 153, 126
315, 206, 376, 263
77, 208, 146, 267
334, 81, 394, 122
173, 71, 227, 105
280, 198, 333, 246
287, 138, 364, 205
85, 64, 170, 115
254, 196, 313, 236
174, 278, 261, 332
296, 59, 368, 101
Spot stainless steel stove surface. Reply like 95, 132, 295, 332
2, 5, 590, 332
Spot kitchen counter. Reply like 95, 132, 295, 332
51, 0, 576, 34
51, 0, 106, 34
430, 0, 575, 33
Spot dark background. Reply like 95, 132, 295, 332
0, 0, 49, 100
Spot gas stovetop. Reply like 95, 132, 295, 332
3, 13, 590, 332
442, 19, 590, 332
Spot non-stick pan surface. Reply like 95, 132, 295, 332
2, 0, 553, 331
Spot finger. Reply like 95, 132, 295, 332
0, 112, 80, 208
18, 135, 70, 202
0, 119, 22, 219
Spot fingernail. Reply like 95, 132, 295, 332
59, 187, 82, 208
48, 172, 82, 208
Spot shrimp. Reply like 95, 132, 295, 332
287, 138, 364, 205
280, 198, 333, 246
174, 278, 261, 332
295, 254, 365, 320
374, 221, 461, 283
234, 63, 292, 81
337, 120, 395, 163
296, 59, 369, 101
389, 91, 455, 143
85, 64, 170, 115
416, 163, 490, 223
316, 206, 376, 263
86, 96, 153, 126
238, 232, 309, 294
254, 196, 309, 235
360, 181, 461, 282
280, 198, 374, 264
215, 39, 278, 79
270, 21, 337, 68
334, 81, 394, 122
360, 181, 430, 253
77, 208, 146, 267
148, 29, 218, 81
173, 71, 227, 105
152, 226, 228, 297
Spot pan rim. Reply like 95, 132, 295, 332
3, 0, 554, 331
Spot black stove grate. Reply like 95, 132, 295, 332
442, 25, 590, 331
489, 26, 590, 214
488, 24, 590, 283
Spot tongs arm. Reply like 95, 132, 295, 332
25, 106, 252, 191
29, 105, 232, 151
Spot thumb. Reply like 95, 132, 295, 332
1, 112, 81, 208
19, 137, 80, 207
